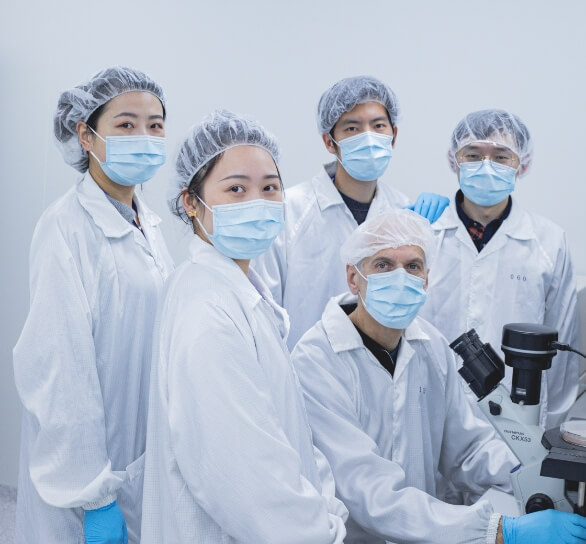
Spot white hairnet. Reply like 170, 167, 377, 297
447, 109, 533, 177
316, 76, 399, 134
171, 109, 280, 216
340, 209, 435, 268
54, 66, 166, 173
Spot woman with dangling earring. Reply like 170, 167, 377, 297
141, 109, 348, 544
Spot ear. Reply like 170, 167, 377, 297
391, 125, 399, 148
321, 133, 337, 155
346, 264, 361, 295
76, 121, 93, 152
181, 189, 197, 215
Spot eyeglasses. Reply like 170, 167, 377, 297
455, 142, 520, 168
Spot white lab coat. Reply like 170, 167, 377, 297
292, 294, 517, 544
252, 161, 409, 349
419, 198, 579, 429
13, 172, 174, 544
141, 235, 347, 544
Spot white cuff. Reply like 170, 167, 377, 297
486, 513, 502, 544
82, 492, 117, 511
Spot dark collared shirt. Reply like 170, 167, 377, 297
455, 190, 512, 251
341, 304, 401, 377
332, 175, 372, 225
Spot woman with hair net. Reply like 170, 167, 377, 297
291, 209, 586, 544
419, 109, 579, 430
13, 66, 174, 544
140, 109, 347, 543
253, 75, 450, 350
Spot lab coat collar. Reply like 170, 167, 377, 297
432, 194, 535, 250
312, 162, 347, 212
76, 172, 162, 239
323, 293, 430, 352
187, 236, 290, 338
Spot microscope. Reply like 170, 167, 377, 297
450, 323, 586, 516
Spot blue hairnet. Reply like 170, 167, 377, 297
171, 109, 280, 215
448, 109, 533, 177
316, 76, 399, 134
54, 66, 166, 172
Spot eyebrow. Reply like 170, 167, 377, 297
464, 144, 512, 153
372, 256, 425, 266
112, 112, 164, 120
216, 174, 281, 182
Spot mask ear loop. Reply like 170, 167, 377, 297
194, 195, 214, 239
354, 264, 369, 308
86, 125, 107, 165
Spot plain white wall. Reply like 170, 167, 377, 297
1, 0, 585, 487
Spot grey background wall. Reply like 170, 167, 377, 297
1, 0, 585, 487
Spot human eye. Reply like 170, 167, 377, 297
464, 152, 482, 161
263, 183, 280, 192
118, 121, 134, 129
229, 185, 245, 193
374, 121, 388, 130
494, 153, 513, 164
407, 262, 421, 271
375, 261, 390, 271
150, 121, 164, 130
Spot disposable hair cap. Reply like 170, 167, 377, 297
316, 75, 399, 134
340, 209, 435, 268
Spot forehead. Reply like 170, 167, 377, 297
338, 101, 389, 123
458, 131, 517, 153
101, 91, 164, 117
210, 145, 278, 176
365, 244, 425, 264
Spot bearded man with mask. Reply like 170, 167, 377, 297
419, 109, 579, 430
253, 76, 450, 349
291, 209, 586, 544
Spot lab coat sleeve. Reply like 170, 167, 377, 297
166, 299, 345, 544
542, 232, 579, 428
431, 341, 516, 497
13, 218, 123, 508
251, 228, 287, 306
292, 339, 495, 544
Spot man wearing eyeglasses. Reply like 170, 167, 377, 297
420, 109, 579, 430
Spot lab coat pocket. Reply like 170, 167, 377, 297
116, 453, 146, 544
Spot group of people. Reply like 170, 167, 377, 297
12, 66, 586, 543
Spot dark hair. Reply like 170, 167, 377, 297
173, 153, 223, 225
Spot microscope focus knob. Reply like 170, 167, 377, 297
525, 493, 555, 514
488, 400, 502, 416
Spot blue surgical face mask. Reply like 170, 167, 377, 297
332, 131, 393, 182
196, 197, 285, 260
89, 127, 166, 186
356, 266, 427, 329
458, 159, 517, 206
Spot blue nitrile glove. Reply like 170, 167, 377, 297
84, 501, 128, 544
502, 510, 586, 543
405, 193, 450, 223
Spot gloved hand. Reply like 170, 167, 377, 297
84, 501, 128, 544
405, 193, 450, 223
501, 509, 586, 543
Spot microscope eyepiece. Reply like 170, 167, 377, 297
450, 329, 505, 399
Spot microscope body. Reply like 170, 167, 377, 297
477, 384, 571, 513
451, 323, 572, 514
